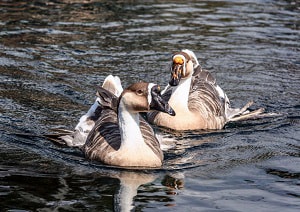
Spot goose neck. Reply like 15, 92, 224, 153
169, 77, 192, 110
118, 101, 144, 149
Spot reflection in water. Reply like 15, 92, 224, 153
114, 172, 158, 212
0, 161, 185, 211
109, 171, 185, 211
0, 139, 186, 211
161, 172, 185, 195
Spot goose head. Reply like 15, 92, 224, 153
120, 82, 176, 116
169, 49, 199, 86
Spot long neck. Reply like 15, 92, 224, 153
169, 76, 192, 111
118, 101, 144, 150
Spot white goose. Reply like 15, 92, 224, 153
148, 49, 266, 131
54, 75, 175, 167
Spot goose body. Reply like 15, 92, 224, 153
82, 79, 175, 167
148, 49, 265, 131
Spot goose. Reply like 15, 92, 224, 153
148, 49, 267, 131
83, 79, 175, 167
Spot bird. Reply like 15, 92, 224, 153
147, 49, 267, 131
51, 75, 175, 168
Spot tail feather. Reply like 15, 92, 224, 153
226, 99, 281, 122
229, 108, 265, 122
238, 101, 254, 115
43, 130, 72, 146
50, 128, 73, 134
102, 75, 123, 97
226, 101, 254, 120
45, 129, 85, 147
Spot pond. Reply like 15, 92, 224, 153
0, 0, 299, 211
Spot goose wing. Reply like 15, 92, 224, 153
189, 66, 226, 117
84, 112, 163, 163
83, 108, 121, 161
83, 86, 121, 161
191, 66, 270, 124
139, 117, 163, 161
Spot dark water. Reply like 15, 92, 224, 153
0, 0, 299, 211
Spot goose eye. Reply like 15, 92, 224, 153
136, 89, 143, 95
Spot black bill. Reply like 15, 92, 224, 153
150, 85, 175, 116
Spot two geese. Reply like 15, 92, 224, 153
53, 49, 269, 168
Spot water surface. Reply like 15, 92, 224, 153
0, 0, 299, 211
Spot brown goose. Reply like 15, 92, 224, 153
82, 80, 175, 167
148, 49, 267, 131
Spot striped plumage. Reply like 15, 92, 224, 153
83, 104, 163, 167
82, 80, 175, 167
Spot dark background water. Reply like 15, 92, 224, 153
0, 0, 299, 211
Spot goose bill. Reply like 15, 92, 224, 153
150, 86, 175, 116
169, 64, 183, 86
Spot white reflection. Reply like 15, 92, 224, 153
113, 171, 157, 212
113, 171, 185, 212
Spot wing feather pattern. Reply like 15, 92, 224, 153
83, 108, 121, 161
139, 118, 163, 161
189, 66, 226, 119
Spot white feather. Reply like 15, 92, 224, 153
168, 77, 192, 111
147, 83, 156, 106
182, 49, 199, 67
